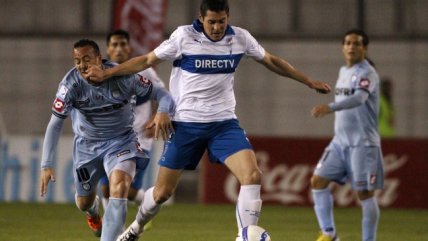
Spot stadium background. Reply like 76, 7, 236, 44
0, 0, 427, 207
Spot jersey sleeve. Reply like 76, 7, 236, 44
154, 27, 182, 61
133, 74, 154, 101
355, 69, 377, 94
51, 75, 75, 119
41, 114, 65, 168
242, 29, 265, 60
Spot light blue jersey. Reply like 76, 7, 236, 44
52, 60, 153, 140
331, 59, 381, 147
315, 59, 384, 190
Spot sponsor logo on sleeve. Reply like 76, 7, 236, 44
138, 74, 152, 88
53, 98, 65, 113
359, 78, 370, 89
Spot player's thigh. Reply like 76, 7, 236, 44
73, 160, 105, 198
158, 122, 208, 170
313, 142, 347, 185
224, 149, 261, 185
207, 119, 253, 165
349, 146, 384, 191
104, 134, 145, 178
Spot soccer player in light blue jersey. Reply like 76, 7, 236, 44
100, 29, 165, 219
98, 29, 165, 230
310, 29, 384, 241
85, 0, 331, 240
39, 39, 174, 241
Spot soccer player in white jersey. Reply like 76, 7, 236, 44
39, 39, 174, 241
85, 0, 331, 240
98, 30, 166, 230
310, 29, 384, 241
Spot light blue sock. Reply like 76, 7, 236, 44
361, 197, 380, 241
312, 188, 336, 236
101, 198, 127, 241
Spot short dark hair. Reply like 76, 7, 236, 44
106, 29, 130, 45
200, 0, 229, 16
73, 39, 100, 56
342, 29, 369, 46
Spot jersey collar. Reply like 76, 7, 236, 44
192, 19, 235, 42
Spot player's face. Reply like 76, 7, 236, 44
342, 33, 367, 66
199, 10, 229, 41
73, 46, 102, 80
107, 35, 131, 64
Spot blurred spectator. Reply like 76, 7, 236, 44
379, 77, 395, 137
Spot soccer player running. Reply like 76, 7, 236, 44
98, 30, 166, 230
310, 29, 384, 241
85, 0, 331, 240
39, 39, 174, 241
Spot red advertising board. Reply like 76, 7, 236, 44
200, 137, 428, 209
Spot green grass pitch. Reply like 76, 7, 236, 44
0, 202, 426, 241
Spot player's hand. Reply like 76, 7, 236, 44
145, 112, 174, 141
83, 64, 106, 83
311, 104, 332, 118
142, 114, 156, 138
309, 80, 331, 94
39, 167, 56, 197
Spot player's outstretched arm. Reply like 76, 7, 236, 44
259, 51, 331, 94
39, 115, 64, 196
85, 51, 163, 82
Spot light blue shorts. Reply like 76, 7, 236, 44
313, 141, 384, 191
158, 119, 253, 170
72, 132, 149, 196
99, 150, 150, 190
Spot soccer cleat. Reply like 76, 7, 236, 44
86, 214, 102, 237
316, 232, 340, 241
117, 226, 140, 241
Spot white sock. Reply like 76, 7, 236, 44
236, 185, 262, 231
133, 189, 145, 206
133, 187, 161, 234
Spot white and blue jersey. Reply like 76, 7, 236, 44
331, 59, 381, 147
154, 19, 265, 122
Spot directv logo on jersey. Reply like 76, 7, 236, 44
195, 59, 235, 69
175, 53, 244, 74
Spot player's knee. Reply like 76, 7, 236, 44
109, 180, 131, 198
357, 190, 374, 200
76, 197, 95, 211
153, 186, 174, 204
240, 168, 262, 185
310, 175, 329, 189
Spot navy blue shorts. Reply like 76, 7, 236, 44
158, 119, 253, 170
